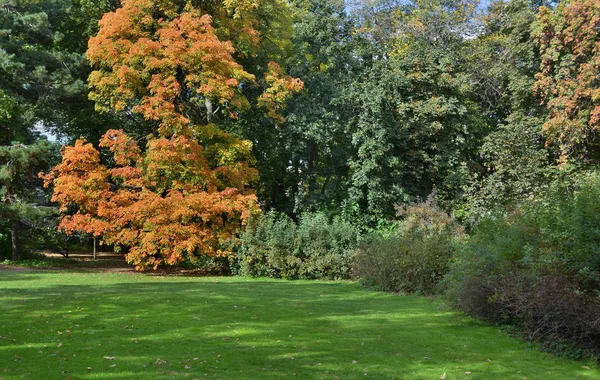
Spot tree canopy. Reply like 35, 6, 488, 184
3, 0, 600, 267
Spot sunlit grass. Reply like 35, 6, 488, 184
0, 271, 598, 379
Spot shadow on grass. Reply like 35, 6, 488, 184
0, 272, 597, 379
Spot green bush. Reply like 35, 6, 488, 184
235, 211, 360, 280
445, 170, 600, 357
353, 202, 464, 295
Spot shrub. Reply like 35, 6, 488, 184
353, 202, 465, 295
352, 235, 404, 292
445, 170, 600, 357
235, 211, 360, 280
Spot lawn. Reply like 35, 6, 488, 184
0, 270, 598, 379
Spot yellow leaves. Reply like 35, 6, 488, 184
223, 0, 260, 18
258, 62, 304, 122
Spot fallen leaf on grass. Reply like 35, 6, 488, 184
440, 373, 447, 379
465, 371, 472, 375
103, 356, 115, 360
582, 366, 591, 370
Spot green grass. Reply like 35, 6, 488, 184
0, 271, 598, 379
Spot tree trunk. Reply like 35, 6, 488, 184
93, 237, 96, 260
205, 98, 213, 122
11, 219, 18, 261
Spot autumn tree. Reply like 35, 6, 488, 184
86, 0, 301, 135
534, 0, 600, 161
43, 0, 301, 270
43, 129, 259, 269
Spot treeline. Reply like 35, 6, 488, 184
1, 0, 600, 358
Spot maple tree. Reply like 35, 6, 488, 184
534, 0, 600, 161
43, 0, 302, 269
86, 0, 301, 134
43, 129, 259, 270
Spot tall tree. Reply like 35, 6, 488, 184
461, 0, 553, 222
44, 0, 302, 269
0, 0, 127, 144
346, 0, 486, 221
240, 0, 357, 214
0, 1, 107, 258
0, 141, 57, 260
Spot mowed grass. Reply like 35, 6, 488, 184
0, 271, 598, 379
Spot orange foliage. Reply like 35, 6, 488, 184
43, 130, 259, 270
87, 0, 257, 136
88, 0, 302, 133
534, 0, 600, 160
258, 62, 304, 122
44, 0, 303, 269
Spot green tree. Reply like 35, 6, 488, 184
0, 141, 57, 260
461, 0, 554, 222
346, 0, 485, 221
0, 0, 136, 144
242, 0, 357, 214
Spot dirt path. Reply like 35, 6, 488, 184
0, 264, 33, 272
0, 252, 218, 276
0, 251, 135, 273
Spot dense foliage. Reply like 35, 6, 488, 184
42, 129, 260, 270
236, 211, 360, 279
446, 172, 600, 357
0, 141, 58, 260
41, 0, 303, 269
353, 201, 464, 294
534, 0, 600, 161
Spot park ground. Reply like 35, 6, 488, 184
1, 266, 599, 379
